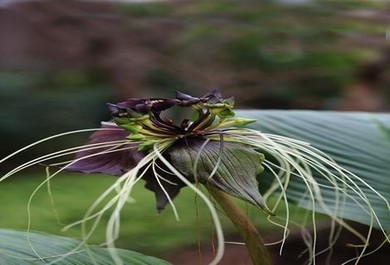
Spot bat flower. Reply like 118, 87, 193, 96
68, 89, 271, 213
2, 89, 387, 265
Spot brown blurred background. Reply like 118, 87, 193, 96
1, 0, 389, 163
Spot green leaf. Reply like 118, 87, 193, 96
375, 120, 390, 147
237, 110, 390, 229
168, 138, 272, 214
0, 229, 171, 265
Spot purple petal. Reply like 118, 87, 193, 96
175, 91, 200, 106
107, 103, 123, 115
122, 99, 145, 109
202, 89, 222, 103
108, 99, 145, 115
150, 99, 178, 111
109, 98, 178, 115
143, 166, 186, 212
67, 124, 144, 176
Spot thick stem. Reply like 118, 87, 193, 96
209, 186, 273, 265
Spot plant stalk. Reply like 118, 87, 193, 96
209, 186, 273, 265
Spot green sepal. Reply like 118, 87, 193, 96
138, 140, 156, 151
190, 110, 201, 121
220, 118, 257, 127
218, 109, 235, 119
127, 133, 145, 141
204, 103, 228, 109
126, 109, 148, 119
208, 106, 229, 115
223, 97, 235, 107
114, 116, 133, 125
121, 124, 143, 133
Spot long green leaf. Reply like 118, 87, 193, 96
0, 229, 171, 265
236, 110, 390, 229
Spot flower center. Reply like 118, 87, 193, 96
108, 90, 237, 150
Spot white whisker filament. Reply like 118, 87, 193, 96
1, 123, 389, 265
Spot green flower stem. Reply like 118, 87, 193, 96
208, 186, 273, 265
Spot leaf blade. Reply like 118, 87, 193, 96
0, 229, 171, 265
237, 110, 390, 229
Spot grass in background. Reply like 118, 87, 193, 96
0, 172, 313, 258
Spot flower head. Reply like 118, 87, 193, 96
68, 89, 270, 213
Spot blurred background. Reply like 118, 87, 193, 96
0, 0, 389, 264
1, 0, 389, 162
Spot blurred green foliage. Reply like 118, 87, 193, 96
119, 0, 386, 107
1, 0, 388, 165
0, 71, 112, 166
146, 68, 185, 91
0, 173, 312, 257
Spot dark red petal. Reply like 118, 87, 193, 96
202, 89, 222, 103
109, 99, 145, 115
151, 99, 178, 111
143, 165, 186, 212
67, 124, 144, 176
175, 91, 200, 106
